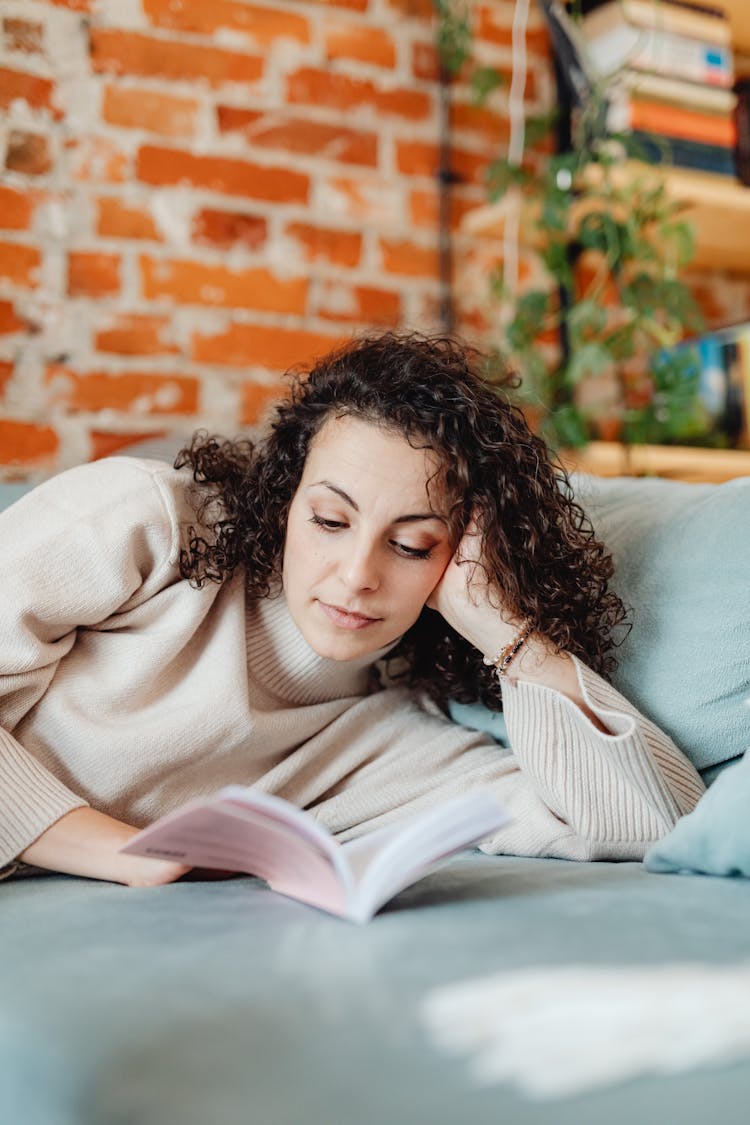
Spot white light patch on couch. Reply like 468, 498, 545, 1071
421, 962, 750, 1099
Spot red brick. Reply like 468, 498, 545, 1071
217, 107, 377, 167
0, 361, 13, 397
451, 100, 510, 142
5, 131, 52, 176
412, 41, 439, 82
3, 19, 44, 54
90, 428, 167, 460
0, 241, 41, 287
0, 185, 34, 230
143, 0, 310, 46
136, 145, 309, 204
285, 222, 362, 268
409, 188, 481, 230
0, 300, 24, 334
0, 419, 58, 464
192, 324, 345, 370
91, 29, 264, 87
395, 139, 487, 184
306, 0, 367, 9
97, 197, 162, 241
477, 7, 550, 55
324, 21, 396, 67
0, 66, 56, 114
379, 237, 439, 278
103, 86, 199, 138
316, 281, 402, 325
320, 176, 401, 222
286, 68, 431, 120
67, 252, 121, 298
49, 0, 91, 10
140, 256, 308, 314
69, 136, 129, 183
385, 0, 432, 17
95, 313, 179, 356
240, 380, 287, 426
45, 366, 199, 415
192, 208, 267, 250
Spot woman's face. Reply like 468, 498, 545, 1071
282, 414, 454, 661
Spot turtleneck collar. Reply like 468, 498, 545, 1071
245, 591, 399, 707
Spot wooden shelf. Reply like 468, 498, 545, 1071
559, 440, 750, 482
462, 162, 750, 274
719, 0, 750, 56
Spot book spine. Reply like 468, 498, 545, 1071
586, 26, 733, 86
736, 79, 750, 188
628, 130, 738, 176
626, 99, 737, 146
621, 0, 731, 45
737, 329, 750, 447
623, 73, 736, 114
667, 326, 750, 446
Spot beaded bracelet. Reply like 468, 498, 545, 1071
482, 620, 534, 678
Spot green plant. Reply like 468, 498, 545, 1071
436, 1, 712, 451
487, 122, 708, 448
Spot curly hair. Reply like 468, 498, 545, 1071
175, 331, 627, 711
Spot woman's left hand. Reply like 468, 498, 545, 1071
427, 522, 522, 661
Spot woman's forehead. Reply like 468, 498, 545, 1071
303, 415, 447, 505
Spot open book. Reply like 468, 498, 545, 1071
120, 787, 510, 923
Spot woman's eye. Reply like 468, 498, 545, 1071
309, 514, 345, 531
393, 542, 432, 560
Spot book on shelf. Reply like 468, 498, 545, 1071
585, 23, 733, 86
660, 324, 750, 446
614, 71, 737, 114
581, 1, 732, 48
608, 95, 737, 146
120, 785, 511, 924
584, 15, 733, 86
627, 129, 737, 175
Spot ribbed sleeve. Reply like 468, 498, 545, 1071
500, 656, 705, 861
0, 728, 87, 863
0, 457, 183, 868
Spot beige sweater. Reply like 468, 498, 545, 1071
0, 457, 705, 873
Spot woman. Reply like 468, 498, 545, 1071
0, 332, 704, 886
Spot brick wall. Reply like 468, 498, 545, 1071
0, 0, 556, 480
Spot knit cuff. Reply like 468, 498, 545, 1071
501, 659, 694, 850
0, 729, 88, 867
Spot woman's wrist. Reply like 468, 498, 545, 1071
19, 806, 191, 886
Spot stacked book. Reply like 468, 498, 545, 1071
581, 0, 737, 178
661, 321, 750, 445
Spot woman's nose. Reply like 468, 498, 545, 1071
339, 542, 380, 592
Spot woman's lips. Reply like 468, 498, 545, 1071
317, 601, 381, 630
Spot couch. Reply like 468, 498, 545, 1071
2, 452, 749, 1125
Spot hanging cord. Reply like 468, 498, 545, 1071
501, 0, 531, 325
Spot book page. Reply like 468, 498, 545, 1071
122, 797, 352, 917
341, 792, 510, 921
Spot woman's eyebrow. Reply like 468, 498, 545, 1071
311, 481, 447, 524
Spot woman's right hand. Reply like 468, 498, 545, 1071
19, 806, 192, 887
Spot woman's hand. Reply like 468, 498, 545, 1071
20, 806, 192, 887
427, 521, 521, 660
429, 523, 611, 730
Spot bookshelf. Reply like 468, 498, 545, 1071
721, 0, 750, 56
464, 1, 750, 272
461, 162, 750, 273
560, 440, 750, 482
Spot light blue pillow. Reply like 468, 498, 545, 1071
574, 473, 750, 777
447, 473, 750, 780
644, 745, 750, 876
0, 482, 34, 512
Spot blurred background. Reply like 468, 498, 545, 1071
2, 0, 750, 481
